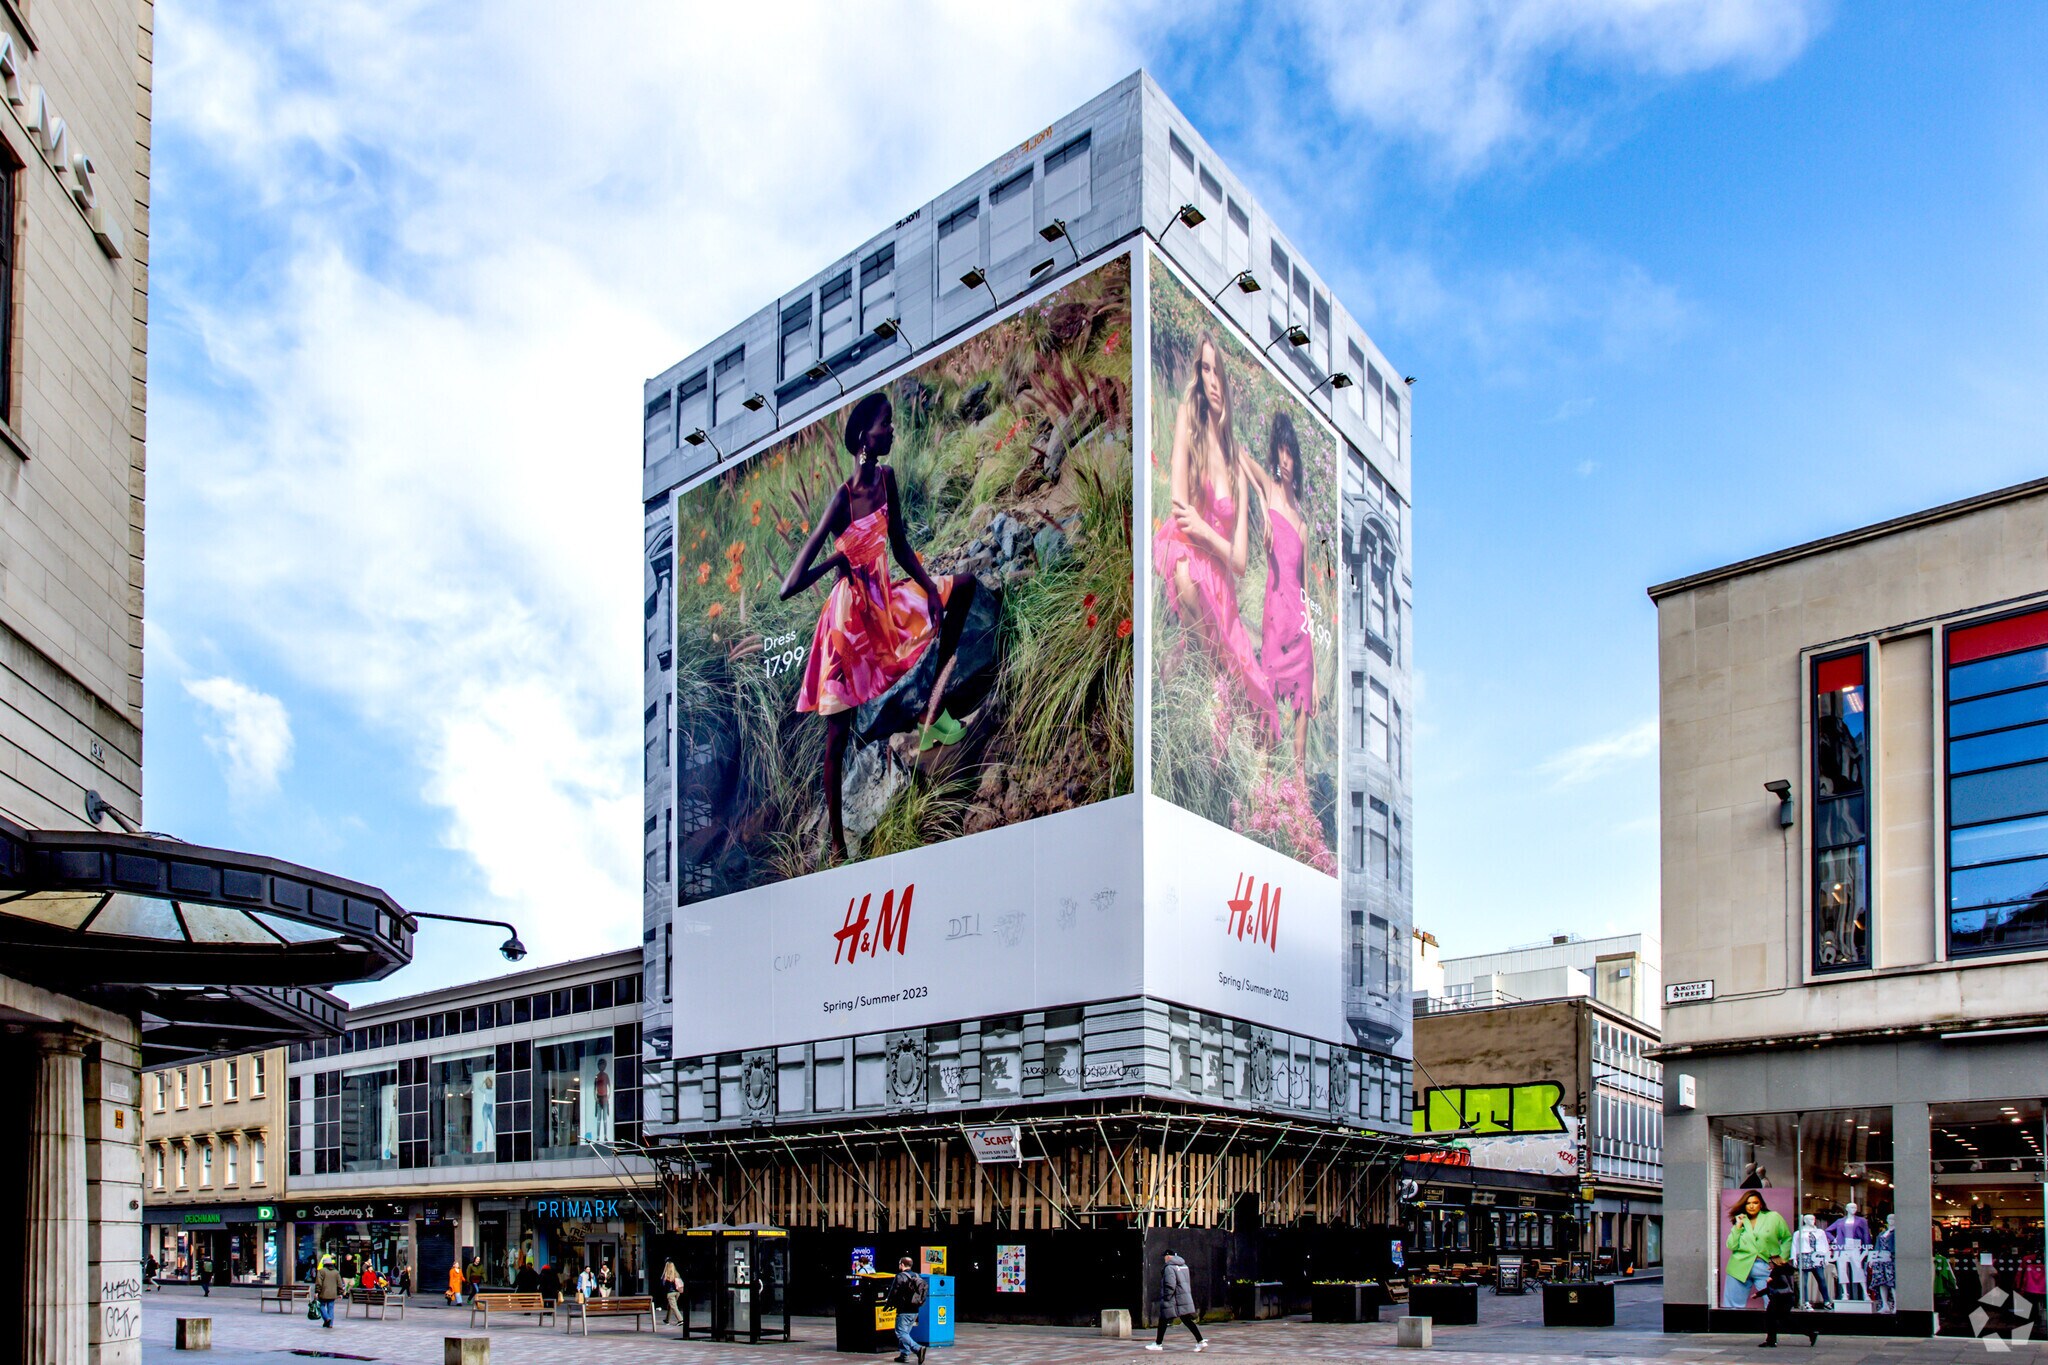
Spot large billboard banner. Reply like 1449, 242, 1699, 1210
1147, 258, 1340, 874
672, 257, 1134, 902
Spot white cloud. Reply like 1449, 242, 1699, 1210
1537, 717, 1658, 787
182, 676, 295, 800
149, 1, 1143, 964
1297, 0, 1827, 170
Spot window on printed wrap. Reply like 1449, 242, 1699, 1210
1347, 340, 1367, 418
643, 387, 672, 448
1393, 700, 1405, 776
0, 151, 16, 423
1946, 607, 2048, 958
1349, 791, 1365, 872
937, 201, 980, 300
989, 167, 1035, 265
1313, 292, 1332, 377
711, 347, 745, 426
1350, 671, 1366, 748
1044, 130, 1093, 221
1384, 385, 1403, 460
1369, 796, 1391, 878
1225, 198, 1250, 279
1268, 241, 1291, 336
1811, 647, 1872, 972
1365, 365, 1385, 440
1369, 680, 1391, 763
1196, 166, 1224, 259
675, 370, 708, 439
1167, 131, 1197, 235
819, 269, 856, 362
778, 296, 813, 381
1349, 909, 1365, 988
1393, 814, 1405, 888
859, 245, 896, 335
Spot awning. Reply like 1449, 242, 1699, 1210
0, 813, 412, 988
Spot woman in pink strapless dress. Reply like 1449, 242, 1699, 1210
1241, 409, 1316, 775
1153, 331, 1279, 739
781, 392, 978, 861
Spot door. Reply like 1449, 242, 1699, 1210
417, 1221, 456, 1299
724, 1237, 754, 1340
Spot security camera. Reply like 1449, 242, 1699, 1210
500, 936, 528, 963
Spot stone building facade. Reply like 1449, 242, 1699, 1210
140, 1049, 288, 1285
1653, 477, 2048, 1340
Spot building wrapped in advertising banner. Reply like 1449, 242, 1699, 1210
637, 72, 1418, 1322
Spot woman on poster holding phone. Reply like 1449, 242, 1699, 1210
1238, 409, 1317, 776
1153, 332, 1278, 737
783, 392, 979, 861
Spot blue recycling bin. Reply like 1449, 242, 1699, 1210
910, 1275, 955, 1348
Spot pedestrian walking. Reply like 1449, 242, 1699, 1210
143, 1254, 159, 1291
515, 1258, 541, 1295
397, 1260, 411, 1296
1760, 1256, 1814, 1348
314, 1255, 343, 1330
1146, 1248, 1206, 1352
538, 1262, 562, 1306
445, 1262, 464, 1306
198, 1255, 211, 1298
576, 1263, 595, 1301
659, 1259, 683, 1324
887, 1255, 927, 1364
598, 1259, 614, 1297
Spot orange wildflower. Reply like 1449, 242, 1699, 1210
707, 603, 723, 619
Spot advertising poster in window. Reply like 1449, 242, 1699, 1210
996, 1244, 1027, 1293
474, 1070, 497, 1154
672, 257, 1133, 903
581, 1052, 615, 1146
1147, 256, 1339, 873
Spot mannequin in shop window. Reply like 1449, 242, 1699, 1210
1866, 1214, 1896, 1314
1792, 1215, 1835, 1309
1827, 1203, 1871, 1304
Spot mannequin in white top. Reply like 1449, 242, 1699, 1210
1792, 1214, 1835, 1309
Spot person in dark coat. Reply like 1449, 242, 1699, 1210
537, 1262, 563, 1305
887, 1255, 927, 1364
1761, 1257, 1815, 1348
514, 1259, 541, 1294
1148, 1249, 1205, 1351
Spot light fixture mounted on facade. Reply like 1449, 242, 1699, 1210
805, 360, 847, 398
959, 266, 1000, 309
1264, 323, 1310, 358
1208, 270, 1261, 304
1174, 202, 1205, 231
1764, 779, 1795, 828
683, 428, 725, 461
1039, 218, 1080, 266
741, 392, 772, 414
872, 317, 913, 348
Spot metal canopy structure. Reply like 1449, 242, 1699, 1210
0, 813, 413, 988
129, 983, 350, 1068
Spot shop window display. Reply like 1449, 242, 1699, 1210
1713, 1109, 1892, 1314
1931, 1099, 2046, 1339
431, 1049, 497, 1166
535, 1031, 615, 1159
340, 1064, 398, 1172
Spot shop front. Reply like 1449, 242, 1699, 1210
146, 1203, 280, 1285
289, 1200, 412, 1283
522, 1191, 648, 1294
1401, 1160, 1579, 1277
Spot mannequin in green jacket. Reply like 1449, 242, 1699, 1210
1725, 1190, 1792, 1308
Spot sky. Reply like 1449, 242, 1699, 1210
140, 1, 2048, 1003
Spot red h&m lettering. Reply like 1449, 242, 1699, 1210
834, 884, 914, 965
1226, 873, 1279, 951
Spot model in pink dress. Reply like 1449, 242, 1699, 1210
782, 392, 978, 861
1153, 332, 1279, 739
1241, 409, 1316, 776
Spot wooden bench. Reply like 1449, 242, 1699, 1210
563, 1295, 655, 1335
346, 1288, 405, 1320
259, 1284, 311, 1313
469, 1292, 555, 1329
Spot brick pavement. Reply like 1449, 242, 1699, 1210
138, 1282, 2048, 1365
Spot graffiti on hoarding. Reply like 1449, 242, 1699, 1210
1226, 872, 1280, 950
1413, 1082, 1567, 1136
834, 884, 914, 964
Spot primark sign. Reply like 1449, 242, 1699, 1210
531, 1195, 624, 1221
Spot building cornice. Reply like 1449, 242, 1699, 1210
1647, 476, 2048, 602
1653, 1012, 2048, 1060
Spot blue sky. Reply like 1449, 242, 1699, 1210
141, 2, 2048, 1002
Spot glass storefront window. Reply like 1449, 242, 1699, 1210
340, 1064, 398, 1172
1712, 1109, 1893, 1313
1932, 1099, 2045, 1338
1946, 609, 2048, 957
535, 1031, 614, 1159
1812, 648, 1872, 971
431, 1049, 497, 1166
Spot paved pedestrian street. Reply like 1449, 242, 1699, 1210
138, 1282, 2048, 1365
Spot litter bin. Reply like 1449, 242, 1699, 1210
836, 1273, 899, 1353
910, 1274, 955, 1348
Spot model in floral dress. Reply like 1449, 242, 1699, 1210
1240, 409, 1316, 775
1153, 331, 1278, 738
782, 392, 978, 860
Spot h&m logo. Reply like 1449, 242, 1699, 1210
1226, 873, 1279, 951
834, 884, 914, 965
